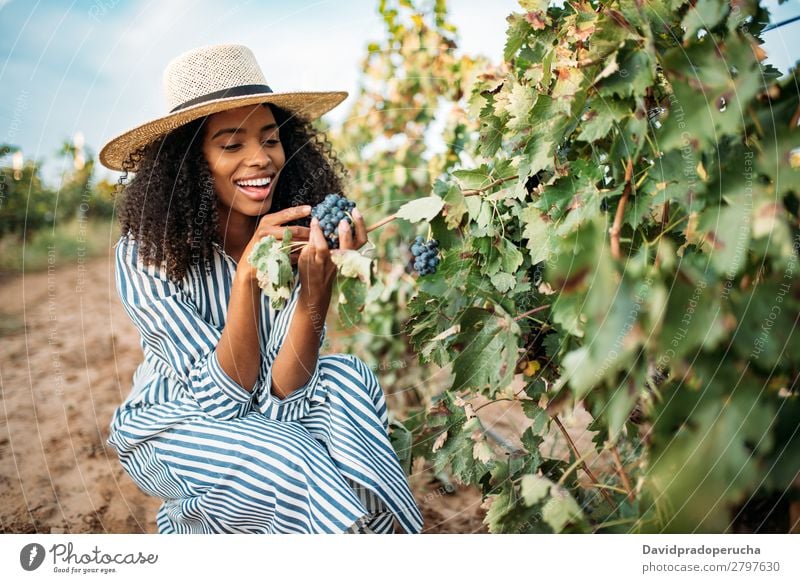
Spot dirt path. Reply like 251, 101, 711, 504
0, 251, 493, 533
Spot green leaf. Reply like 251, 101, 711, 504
452, 308, 520, 396
452, 166, 493, 190
249, 234, 295, 310
645, 374, 775, 532
395, 195, 445, 223
520, 474, 551, 506
521, 204, 556, 264
541, 485, 585, 533
504, 14, 530, 62
656, 275, 727, 361
519, 94, 571, 178
698, 204, 750, 276
440, 182, 467, 229
336, 276, 367, 326
577, 99, 631, 142
388, 420, 413, 475
682, 0, 728, 42
490, 271, 517, 293
431, 406, 494, 485
598, 46, 655, 99
658, 39, 762, 152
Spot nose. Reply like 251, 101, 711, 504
244, 141, 271, 167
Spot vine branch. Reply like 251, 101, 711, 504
462, 174, 519, 197
514, 304, 551, 322
609, 158, 634, 260
552, 415, 616, 508
610, 445, 635, 502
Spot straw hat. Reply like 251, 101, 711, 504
99, 43, 347, 171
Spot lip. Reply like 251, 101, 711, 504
234, 174, 276, 202
236, 181, 273, 202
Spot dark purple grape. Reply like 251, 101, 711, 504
410, 237, 440, 276
311, 193, 357, 249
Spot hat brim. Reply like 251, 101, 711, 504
99, 91, 347, 172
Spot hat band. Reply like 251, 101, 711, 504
169, 84, 274, 113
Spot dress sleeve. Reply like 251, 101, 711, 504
253, 278, 328, 422
114, 235, 255, 420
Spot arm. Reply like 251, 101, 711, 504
269, 288, 331, 399
215, 270, 264, 394
265, 208, 368, 402
115, 235, 257, 420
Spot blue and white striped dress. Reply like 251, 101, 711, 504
106, 233, 423, 534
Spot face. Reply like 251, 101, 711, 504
202, 103, 286, 219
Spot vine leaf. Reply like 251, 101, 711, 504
520, 474, 551, 506
395, 195, 445, 223
330, 249, 374, 283
452, 308, 520, 396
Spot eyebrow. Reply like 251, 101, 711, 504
210, 123, 278, 140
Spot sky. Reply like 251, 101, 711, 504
0, 0, 798, 187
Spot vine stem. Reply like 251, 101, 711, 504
461, 174, 519, 197
610, 445, 635, 502
366, 213, 397, 234
609, 158, 633, 260
552, 415, 616, 508
362, 174, 519, 235
514, 304, 551, 322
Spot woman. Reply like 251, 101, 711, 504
99, 44, 423, 534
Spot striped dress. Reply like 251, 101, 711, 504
106, 233, 423, 534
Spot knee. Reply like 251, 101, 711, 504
230, 417, 320, 478
324, 354, 383, 401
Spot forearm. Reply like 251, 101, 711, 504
270, 293, 330, 399
215, 270, 263, 393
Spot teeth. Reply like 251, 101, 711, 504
236, 177, 271, 187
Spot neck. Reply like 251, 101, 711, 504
217, 202, 258, 259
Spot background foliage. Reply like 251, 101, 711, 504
332, 0, 799, 533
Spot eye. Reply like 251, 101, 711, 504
263, 138, 280, 146
221, 144, 241, 151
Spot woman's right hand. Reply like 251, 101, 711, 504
239, 205, 313, 280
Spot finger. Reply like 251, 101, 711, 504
310, 218, 329, 263
260, 205, 312, 226
274, 226, 310, 241
300, 221, 318, 259
259, 225, 311, 242
351, 207, 368, 249
338, 219, 354, 250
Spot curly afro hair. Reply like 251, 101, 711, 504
114, 103, 348, 283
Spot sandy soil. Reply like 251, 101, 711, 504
0, 251, 496, 533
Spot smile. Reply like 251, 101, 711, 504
234, 175, 274, 201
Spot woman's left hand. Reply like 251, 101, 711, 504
338, 208, 368, 251
296, 208, 369, 307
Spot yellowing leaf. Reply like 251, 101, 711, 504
520, 474, 552, 506
524, 360, 541, 376
330, 249, 373, 283
432, 430, 448, 453
473, 440, 494, 463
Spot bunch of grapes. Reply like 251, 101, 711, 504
311, 193, 357, 249
411, 236, 440, 276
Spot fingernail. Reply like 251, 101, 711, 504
353, 208, 361, 219
304, 206, 312, 213
311, 217, 318, 226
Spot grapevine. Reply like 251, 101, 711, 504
326, 0, 800, 535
